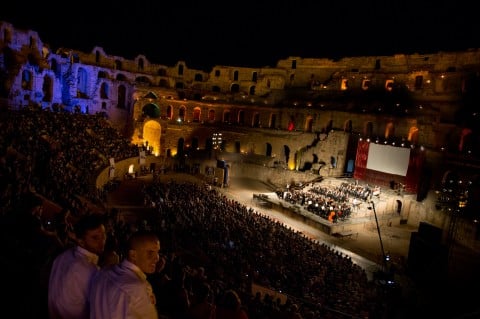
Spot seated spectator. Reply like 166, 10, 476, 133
186, 282, 216, 319
216, 289, 249, 319
156, 261, 191, 319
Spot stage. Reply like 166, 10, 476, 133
252, 191, 403, 236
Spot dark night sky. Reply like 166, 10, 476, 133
1, 0, 479, 70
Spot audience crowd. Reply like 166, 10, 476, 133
0, 107, 399, 318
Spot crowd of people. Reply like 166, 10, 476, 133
0, 106, 399, 318
140, 179, 397, 318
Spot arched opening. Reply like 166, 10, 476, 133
208, 109, 215, 122
396, 200, 402, 214
270, 113, 277, 129
193, 107, 201, 122
235, 141, 241, 153
385, 122, 395, 139
230, 83, 240, 93
266, 143, 272, 157
408, 127, 419, 144
223, 110, 230, 123
142, 120, 161, 156
22, 70, 32, 90
42, 75, 53, 102
178, 106, 186, 122
253, 113, 260, 127
344, 120, 352, 133
142, 103, 160, 118
238, 110, 245, 125
100, 82, 109, 99
305, 116, 313, 132
77, 67, 88, 97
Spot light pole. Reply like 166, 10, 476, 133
369, 201, 388, 272
447, 193, 467, 260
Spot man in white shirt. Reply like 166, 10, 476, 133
89, 230, 161, 319
48, 213, 107, 319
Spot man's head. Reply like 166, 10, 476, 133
126, 231, 160, 274
74, 213, 107, 256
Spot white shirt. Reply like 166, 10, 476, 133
89, 259, 158, 319
48, 246, 100, 319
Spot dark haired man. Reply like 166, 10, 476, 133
48, 213, 107, 319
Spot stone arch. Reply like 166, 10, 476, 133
193, 107, 201, 122
269, 113, 277, 129
238, 110, 245, 125
305, 116, 314, 132
22, 69, 33, 90
344, 119, 353, 133
284, 145, 291, 167
253, 112, 260, 128
42, 75, 53, 102
142, 120, 161, 156
208, 109, 215, 122
77, 67, 88, 97
230, 83, 240, 93
266, 143, 272, 157
396, 199, 402, 214
100, 82, 109, 99
385, 122, 395, 139
408, 126, 419, 144
223, 109, 231, 123
235, 141, 241, 153
325, 120, 333, 133
142, 103, 160, 118
51, 58, 60, 77
178, 106, 186, 121
166, 105, 173, 119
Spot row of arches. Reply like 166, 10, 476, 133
141, 119, 295, 166
140, 103, 421, 144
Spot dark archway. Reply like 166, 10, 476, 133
142, 103, 160, 118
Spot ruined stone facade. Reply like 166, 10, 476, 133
1, 21, 479, 245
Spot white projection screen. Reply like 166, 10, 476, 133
366, 143, 411, 176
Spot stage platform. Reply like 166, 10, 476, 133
252, 192, 402, 236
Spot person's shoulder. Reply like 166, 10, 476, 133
95, 267, 145, 296
63, 248, 99, 270
95, 263, 135, 281
51, 245, 74, 262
